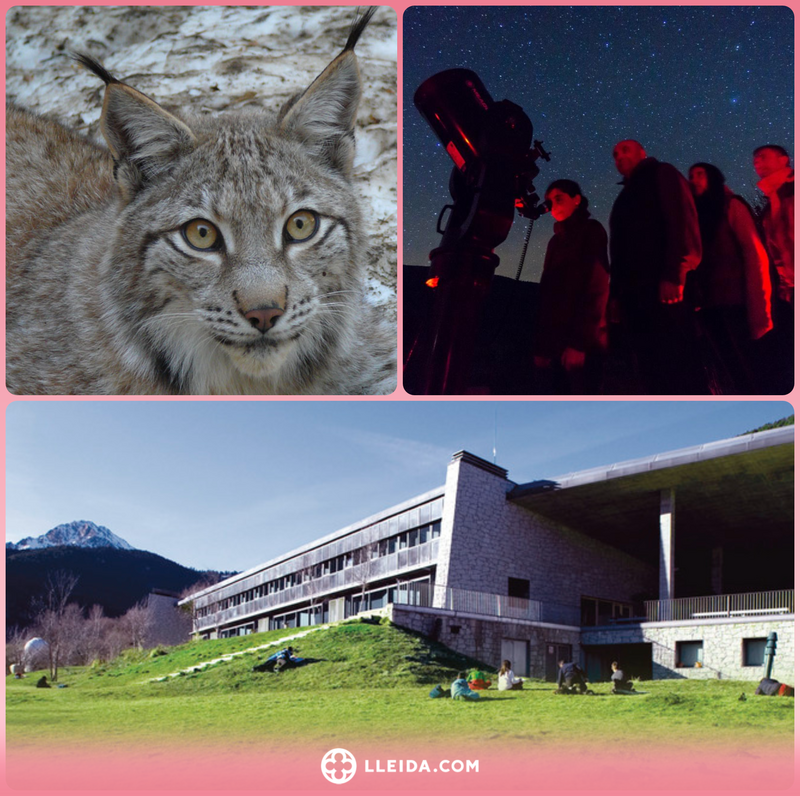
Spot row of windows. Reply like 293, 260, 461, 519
580, 596, 633, 626
197, 521, 441, 617
267, 579, 431, 631
676, 637, 768, 668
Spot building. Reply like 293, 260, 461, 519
181, 426, 794, 682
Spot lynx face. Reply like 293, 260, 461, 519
113, 117, 364, 384
4, 8, 395, 395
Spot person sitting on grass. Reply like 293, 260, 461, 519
467, 668, 492, 690
497, 660, 524, 691
451, 671, 480, 701
610, 661, 635, 693
555, 659, 589, 694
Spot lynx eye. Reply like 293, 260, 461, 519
285, 210, 318, 242
182, 219, 221, 251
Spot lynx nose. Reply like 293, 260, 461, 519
244, 306, 284, 333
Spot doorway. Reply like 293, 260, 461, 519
501, 638, 530, 676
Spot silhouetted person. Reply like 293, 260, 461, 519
608, 140, 704, 394
533, 180, 609, 394
753, 145, 794, 393
688, 162, 772, 393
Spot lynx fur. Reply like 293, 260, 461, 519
6, 8, 395, 395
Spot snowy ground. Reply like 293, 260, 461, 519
5, 5, 397, 314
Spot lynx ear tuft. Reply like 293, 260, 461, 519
101, 83, 197, 197
279, 49, 362, 176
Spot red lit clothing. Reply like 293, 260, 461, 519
534, 208, 610, 359
609, 157, 706, 395
757, 168, 794, 301
696, 189, 772, 339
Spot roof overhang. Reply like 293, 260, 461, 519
507, 427, 794, 564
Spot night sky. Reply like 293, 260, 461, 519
403, 6, 794, 281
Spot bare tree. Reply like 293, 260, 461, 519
5, 626, 28, 675
292, 557, 322, 625
81, 604, 109, 663
31, 570, 80, 681
178, 575, 225, 636
354, 541, 382, 610
121, 598, 152, 650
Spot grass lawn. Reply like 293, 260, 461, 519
6, 620, 794, 753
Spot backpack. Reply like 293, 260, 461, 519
755, 677, 782, 696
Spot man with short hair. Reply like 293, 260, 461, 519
754, 145, 794, 393
608, 139, 705, 394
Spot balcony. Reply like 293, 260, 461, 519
194, 539, 440, 632
643, 590, 794, 623
392, 583, 580, 626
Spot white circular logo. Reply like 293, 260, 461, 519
321, 748, 357, 785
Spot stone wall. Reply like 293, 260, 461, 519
388, 603, 581, 678
438, 455, 656, 613
582, 617, 794, 681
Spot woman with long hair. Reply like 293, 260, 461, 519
533, 179, 610, 394
688, 162, 772, 393
497, 660, 523, 691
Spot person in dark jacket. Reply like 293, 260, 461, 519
555, 660, 588, 693
533, 180, 609, 394
608, 140, 705, 394
688, 162, 772, 393
610, 661, 635, 693
753, 145, 794, 394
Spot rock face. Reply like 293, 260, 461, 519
6, 520, 135, 551
5, 5, 398, 315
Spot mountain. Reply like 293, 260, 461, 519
7, 520, 135, 551
5, 546, 230, 631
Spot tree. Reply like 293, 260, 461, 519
5, 626, 28, 675
353, 541, 383, 611
31, 570, 79, 681
121, 598, 152, 650
179, 575, 225, 636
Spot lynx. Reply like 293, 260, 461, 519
6, 7, 396, 395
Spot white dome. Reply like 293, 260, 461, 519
24, 637, 48, 655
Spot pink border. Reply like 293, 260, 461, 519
2, 2, 797, 793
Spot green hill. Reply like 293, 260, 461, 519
6, 618, 794, 753
40, 618, 492, 694
743, 415, 794, 434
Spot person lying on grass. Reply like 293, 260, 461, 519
451, 671, 480, 701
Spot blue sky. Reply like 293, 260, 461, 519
5, 400, 791, 571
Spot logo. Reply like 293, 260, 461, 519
321, 748, 357, 785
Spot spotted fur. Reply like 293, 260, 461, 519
6, 8, 395, 395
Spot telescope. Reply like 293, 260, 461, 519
404, 69, 550, 394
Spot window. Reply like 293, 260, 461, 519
676, 641, 703, 668
508, 577, 530, 600
580, 596, 634, 626
743, 638, 767, 667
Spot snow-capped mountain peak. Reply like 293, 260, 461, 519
7, 521, 135, 551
